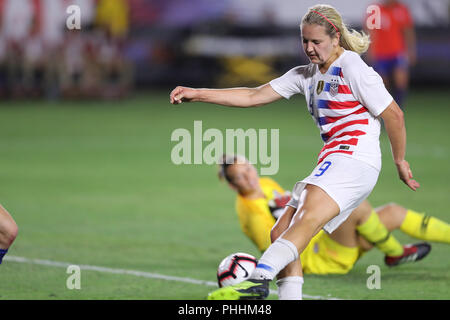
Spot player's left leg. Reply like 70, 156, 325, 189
270, 206, 304, 300
0, 204, 18, 265
274, 258, 303, 300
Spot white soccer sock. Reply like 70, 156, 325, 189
251, 238, 299, 280
276, 276, 304, 300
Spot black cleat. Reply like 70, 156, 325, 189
385, 242, 431, 267
207, 279, 270, 300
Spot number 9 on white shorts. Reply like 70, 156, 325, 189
286, 155, 380, 233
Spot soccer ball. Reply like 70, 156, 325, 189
216, 252, 258, 287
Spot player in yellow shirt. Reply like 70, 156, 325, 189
218, 154, 449, 275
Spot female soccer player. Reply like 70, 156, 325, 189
170, 4, 420, 300
0, 204, 18, 265
218, 154, 449, 299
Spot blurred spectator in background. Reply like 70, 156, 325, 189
366, 0, 417, 109
92, 27, 133, 100
95, 0, 129, 39
0, 0, 133, 101
60, 27, 99, 99
0, 0, 446, 100
92, 0, 132, 99
60, 0, 133, 100
22, 2, 45, 99
0, 0, 35, 98
59, 0, 98, 99
0, 32, 6, 98
38, 0, 66, 99
128, 0, 163, 28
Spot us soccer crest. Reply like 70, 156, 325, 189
316, 80, 324, 95
329, 78, 339, 97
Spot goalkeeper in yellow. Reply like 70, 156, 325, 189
219, 154, 449, 276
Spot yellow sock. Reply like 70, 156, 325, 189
356, 210, 404, 257
400, 210, 450, 244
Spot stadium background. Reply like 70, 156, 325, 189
0, 0, 449, 300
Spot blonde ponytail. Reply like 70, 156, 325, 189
339, 24, 370, 54
301, 4, 370, 55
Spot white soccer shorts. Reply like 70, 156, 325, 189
286, 154, 380, 233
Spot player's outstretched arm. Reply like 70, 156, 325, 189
380, 101, 420, 191
169, 83, 283, 108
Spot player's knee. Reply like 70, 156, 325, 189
0, 221, 18, 248
296, 210, 325, 235
381, 202, 402, 215
376, 202, 407, 230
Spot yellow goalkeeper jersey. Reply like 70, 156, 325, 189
235, 177, 284, 252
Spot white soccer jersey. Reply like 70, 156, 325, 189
270, 50, 393, 170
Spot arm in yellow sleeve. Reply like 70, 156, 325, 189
237, 199, 276, 252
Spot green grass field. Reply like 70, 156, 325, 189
0, 89, 449, 300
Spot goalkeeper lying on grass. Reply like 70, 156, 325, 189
218, 154, 449, 281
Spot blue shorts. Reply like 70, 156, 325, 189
373, 54, 408, 77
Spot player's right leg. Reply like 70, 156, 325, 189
0, 204, 18, 265
208, 184, 340, 300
